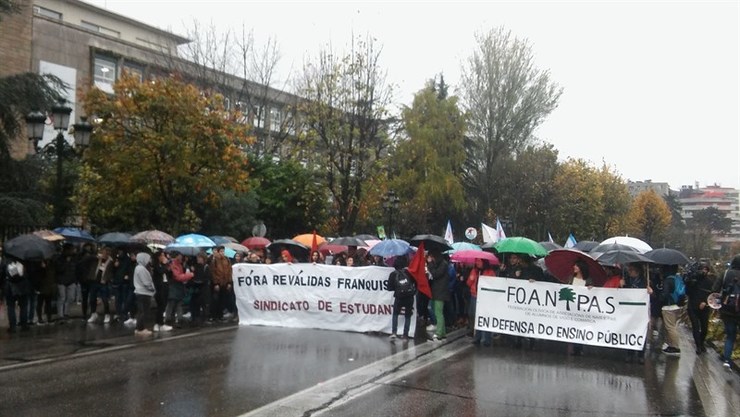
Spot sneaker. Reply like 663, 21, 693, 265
87, 313, 98, 323
662, 346, 681, 356
661, 342, 669, 351
159, 324, 173, 332
135, 329, 153, 337
432, 334, 442, 342
652, 330, 659, 338
426, 324, 436, 332
103, 315, 111, 324
153, 324, 160, 332
389, 334, 396, 341
723, 361, 731, 368
183, 312, 192, 319
124, 318, 136, 326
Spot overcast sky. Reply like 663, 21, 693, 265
85, 0, 739, 190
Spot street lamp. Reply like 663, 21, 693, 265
25, 99, 93, 227
382, 190, 400, 238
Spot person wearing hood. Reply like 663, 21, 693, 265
133, 252, 155, 337
713, 254, 740, 368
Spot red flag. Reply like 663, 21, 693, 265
407, 242, 431, 298
311, 230, 318, 253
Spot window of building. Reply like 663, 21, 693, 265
81, 20, 121, 38
253, 105, 265, 129
33, 6, 62, 20
122, 63, 144, 82
94, 55, 117, 94
270, 107, 282, 132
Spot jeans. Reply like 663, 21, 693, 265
4, 285, 29, 329
391, 296, 414, 337
57, 284, 76, 318
135, 294, 153, 331
89, 282, 110, 315
723, 316, 739, 362
688, 306, 710, 349
470, 297, 492, 345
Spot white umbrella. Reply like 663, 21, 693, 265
598, 236, 652, 254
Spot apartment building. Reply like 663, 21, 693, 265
678, 184, 740, 253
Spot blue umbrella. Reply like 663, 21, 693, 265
210, 235, 238, 245
53, 227, 95, 243
369, 239, 412, 257
166, 234, 216, 256
446, 242, 481, 254
207, 247, 237, 259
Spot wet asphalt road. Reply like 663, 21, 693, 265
1, 320, 739, 417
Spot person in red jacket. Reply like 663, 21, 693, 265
165, 251, 193, 327
468, 258, 496, 346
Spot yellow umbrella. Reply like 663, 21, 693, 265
293, 233, 326, 247
33, 229, 65, 242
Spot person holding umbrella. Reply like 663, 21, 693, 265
686, 262, 715, 355
624, 263, 651, 364
468, 258, 496, 347
386, 256, 414, 341
427, 250, 450, 341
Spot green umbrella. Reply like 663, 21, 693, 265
490, 237, 548, 257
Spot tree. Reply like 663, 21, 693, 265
594, 164, 631, 238
626, 190, 672, 247
297, 35, 392, 235
686, 206, 733, 258
389, 78, 466, 235
550, 159, 605, 241
460, 27, 562, 217
77, 74, 251, 234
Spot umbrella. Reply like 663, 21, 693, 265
130, 230, 175, 245
599, 236, 652, 254
293, 233, 327, 247
539, 241, 563, 252
446, 242, 482, 254
224, 242, 249, 253
644, 248, 690, 265
242, 236, 271, 250
318, 242, 348, 255
165, 234, 216, 256
33, 229, 66, 242
544, 249, 608, 286
97, 232, 132, 247
490, 237, 548, 257
53, 227, 95, 243
590, 243, 640, 258
354, 234, 379, 241
329, 236, 368, 247
210, 235, 238, 245
573, 240, 600, 253
409, 234, 453, 253
4, 234, 55, 261
594, 248, 654, 266
267, 239, 310, 259
207, 247, 237, 259
451, 249, 500, 266
369, 239, 412, 257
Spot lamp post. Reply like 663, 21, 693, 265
382, 190, 400, 238
26, 99, 93, 227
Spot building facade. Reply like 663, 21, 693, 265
627, 180, 671, 199
678, 184, 740, 253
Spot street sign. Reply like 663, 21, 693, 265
465, 227, 477, 240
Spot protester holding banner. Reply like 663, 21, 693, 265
686, 263, 714, 355
427, 250, 450, 341
624, 263, 650, 363
386, 256, 414, 341
468, 258, 496, 347
568, 260, 592, 356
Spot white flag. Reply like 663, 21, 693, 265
444, 220, 454, 245
548, 232, 555, 243
496, 219, 507, 241
481, 223, 497, 243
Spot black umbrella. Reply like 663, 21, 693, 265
53, 227, 95, 243
409, 234, 453, 253
595, 248, 653, 266
329, 236, 368, 247
645, 248, 689, 265
4, 234, 55, 261
353, 234, 379, 242
267, 239, 310, 260
590, 243, 639, 258
573, 240, 600, 253
539, 241, 563, 252
97, 232, 132, 247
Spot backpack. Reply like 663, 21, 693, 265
394, 270, 416, 298
669, 274, 687, 306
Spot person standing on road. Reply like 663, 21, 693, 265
133, 252, 155, 337
712, 254, 740, 368
427, 250, 450, 341
623, 263, 651, 364
55, 244, 77, 323
686, 263, 714, 355
189, 251, 212, 326
210, 246, 234, 321
468, 258, 496, 347
151, 250, 172, 332
660, 264, 683, 357
386, 256, 414, 341
165, 251, 193, 327
86, 247, 114, 324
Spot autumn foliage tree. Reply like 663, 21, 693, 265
626, 190, 672, 247
77, 75, 252, 234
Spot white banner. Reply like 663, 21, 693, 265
232, 263, 416, 336
475, 277, 649, 350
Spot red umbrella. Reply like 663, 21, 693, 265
318, 242, 348, 255
544, 249, 608, 286
450, 250, 500, 266
242, 236, 271, 250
